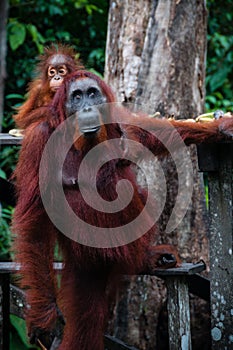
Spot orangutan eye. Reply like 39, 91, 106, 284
48, 68, 56, 77
73, 90, 82, 100
88, 87, 99, 98
59, 68, 66, 75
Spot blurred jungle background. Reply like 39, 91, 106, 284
0, 0, 232, 349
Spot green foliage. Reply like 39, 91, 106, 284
10, 315, 39, 349
4, 0, 108, 132
8, 20, 26, 51
205, 0, 233, 112
0, 146, 20, 178
0, 206, 13, 260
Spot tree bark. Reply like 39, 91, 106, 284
0, 0, 9, 132
105, 1, 209, 349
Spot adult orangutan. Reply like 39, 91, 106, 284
12, 70, 233, 350
11, 43, 83, 133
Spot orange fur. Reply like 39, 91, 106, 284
13, 44, 83, 129
12, 70, 233, 350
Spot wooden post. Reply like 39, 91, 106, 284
198, 143, 233, 349
154, 262, 206, 350
166, 277, 192, 350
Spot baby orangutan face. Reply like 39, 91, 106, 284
47, 54, 69, 92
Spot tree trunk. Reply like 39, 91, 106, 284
0, 0, 9, 132
105, 1, 209, 349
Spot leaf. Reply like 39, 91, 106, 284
0, 170, 6, 179
27, 24, 45, 53
205, 95, 216, 104
8, 22, 26, 51
5, 94, 25, 100
10, 315, 38, 349
209, 66, 231, 92
26, 24, 37, 40
85, 4, 100, 15
48, 4, 63, 16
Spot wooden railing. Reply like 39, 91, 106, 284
0, 261, 207, 350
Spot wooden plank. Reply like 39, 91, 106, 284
152, 261, 206, 276
166, 276, 192, 350
0, 261, 205, 275
207, 143, 233, 349
198, 142, 233, 348
0, 262, 63, 273
0, 133, 22, 145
